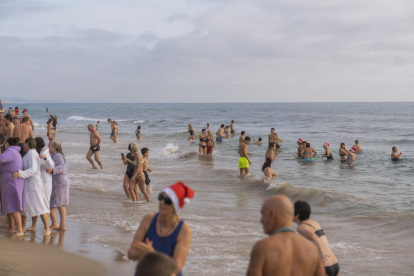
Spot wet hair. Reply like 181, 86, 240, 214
302, 141, 307, 145
268, 142, 275, 150
21, 116, 30, 123
271, 128, 275, 131
25, 138, 36, 149
294, 201, 311, 222
4, 114, 12, 122
244, 136, 251, 142
202, 128, 206, 132
258, 138, 262, 141
15, 107, 18, 109
138, 125, 141, 129
134, 252, 177, 276
306, 143, 310, 148
392, 146, 397, 152
141, 147, 149, 155
49, 141, 65, 156
221, 124, 225, 128
7, 137, 20, 146
47, 118, 53, 124
340, 142, 345, 147
35, 137, 45, 154
355, 140, 359, 144
130, 143, 139, 152
13, 116, 19, 121
207, 123, 209, 126
128, 143, 132, 150
241, 131, 245, 135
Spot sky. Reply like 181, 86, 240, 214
0, 0, 413, 103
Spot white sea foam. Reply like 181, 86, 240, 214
133, 120, 146, 124
67, 116, 105, 122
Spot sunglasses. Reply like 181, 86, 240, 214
158, 193, 173, 205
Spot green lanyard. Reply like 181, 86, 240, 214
273, 227, 295, 234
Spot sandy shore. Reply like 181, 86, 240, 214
0, 215, 135, 276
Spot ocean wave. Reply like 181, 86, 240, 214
134, 120, 146, 124
152, 143, 197, 160
67, 116, 105, 122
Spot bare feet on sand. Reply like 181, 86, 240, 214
26, 227, 36, 231
43, 229, 51, 236
13, 232, 24, 237
50, 224, 59, 230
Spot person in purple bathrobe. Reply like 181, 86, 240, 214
0, 137, 24, 236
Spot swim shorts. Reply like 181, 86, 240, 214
207, 146, 213, 154
90, 145, 100, 152
238, 157, 249, 169
216, 137, 223, 142
303, 158, 314, 162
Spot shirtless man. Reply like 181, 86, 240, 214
352, 140, 363, 154
230, 120, 235, 134
20, 109, 35, 130
86, 124, 103, 169
12, 116, 33, 157
239, 131, 246, 144
247, 195, 324, 276
207, 130, 215, 154
4, 114, 14, 142
268, 128, 277, 145
0, 112, 6, 145
216, 124, 224, 142
0, 100, 4, 113
238, 136, 252, 177
12, 117, 19, 126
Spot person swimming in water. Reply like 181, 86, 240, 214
183, 124, 195, 141
391, 146, 403, 161
339, 143, 348, 162
342, 147, 356, 167
253, 138, 262, 145
294, 200, 340, 276
302, 143, 317, 162
262, 142, 278, 180
135, 125, 141, 140
322, 143, 333, 160
352, 140, 363, 154
198, 129, 208, 154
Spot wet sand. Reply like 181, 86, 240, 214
0, 216, 135, 276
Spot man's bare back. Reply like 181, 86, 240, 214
13, 122, 33, 143
90, 129, 100, 146
248, 233, 324, 276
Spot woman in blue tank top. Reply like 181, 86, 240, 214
128, 182, 195, 276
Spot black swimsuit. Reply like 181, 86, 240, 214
262, 156, 272, 171
302, 223, 340, 276
199, 137, 207, 149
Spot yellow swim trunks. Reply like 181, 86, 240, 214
238, 157, 249, 169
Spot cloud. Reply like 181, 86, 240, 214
0, 0, 413, 102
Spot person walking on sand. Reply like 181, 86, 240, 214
86, 124, 103, 170
207, 130, 215, 155
391, 146, 403, 161
294, 200, 340, 276
322, 143, 334, 160
352, 140, 363, 154
238, 136, 252, 177
262, 142, 278, 180
136, 125, 142, 140
49, 141, 70, 231
142, 147, 152, 194
128, 182, 195, 276
130, 144, 150, 202
0, 137, 25, 236
247, 195, 324, 276
13, 138, 51, 236
122, 143, 137, 200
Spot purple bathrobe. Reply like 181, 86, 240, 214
0, 146, 24, 215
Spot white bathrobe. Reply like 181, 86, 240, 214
19, 149, 49, 217
39, 146, 55, 209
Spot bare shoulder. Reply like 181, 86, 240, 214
141, 213, 156, 225
180, 221, 192, 234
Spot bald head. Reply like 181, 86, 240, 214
87, 124, 94, 131
261, 195, 294, 235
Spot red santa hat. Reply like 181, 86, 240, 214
162, 182, 195, 213
298, 138, 304, 143
324, 143, 330, 148
349, 147, 356, 153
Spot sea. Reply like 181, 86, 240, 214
14, 102, 414, 275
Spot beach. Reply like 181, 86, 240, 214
1, 102, 414, 275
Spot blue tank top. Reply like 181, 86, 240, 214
144, 213, 184, 276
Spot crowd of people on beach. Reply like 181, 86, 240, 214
0, 104, 406, 276
0, 103, 69, 239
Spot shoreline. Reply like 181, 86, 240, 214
0, 212, 136, 276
